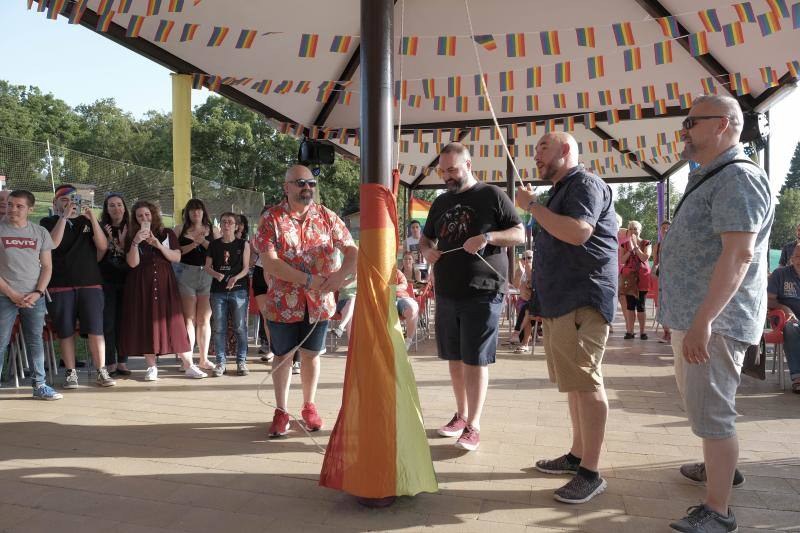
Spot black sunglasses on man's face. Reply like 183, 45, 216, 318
681, 115, 726, 130
290, 179, 318, 188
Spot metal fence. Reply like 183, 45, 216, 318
0, 135, 265, 224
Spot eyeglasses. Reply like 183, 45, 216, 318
522, 256, 533, 260
290, 179, 317, 188
681, 115, 727, 130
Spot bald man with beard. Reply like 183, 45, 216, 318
516, 132, 618, 505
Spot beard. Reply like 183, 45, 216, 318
444, 175, 466, 193
295, 190, 313, 205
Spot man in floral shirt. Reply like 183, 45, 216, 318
255, 165, 357, 438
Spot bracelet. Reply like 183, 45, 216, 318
527, 200, 537, 210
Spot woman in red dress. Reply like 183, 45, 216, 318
119, 201, 203, 381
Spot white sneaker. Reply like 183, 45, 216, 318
404, 338, 413, 350
144, 366, 158, 382
185, 365, 207, 379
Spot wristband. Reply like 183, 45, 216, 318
483, 232, 492, 244
305, 272, 313, 289
527, 200, 537, 210
35, 290, 45, 297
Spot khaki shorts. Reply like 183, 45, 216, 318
542, 306, 609, 392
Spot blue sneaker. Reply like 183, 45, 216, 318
32, 384, 63, 401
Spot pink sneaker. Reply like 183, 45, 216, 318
437, 413, 467, 437
301, 402, 323, 431
268, 409, 290, 438
455, 425, 480, 451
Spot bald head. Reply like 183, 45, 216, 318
285, 164, 313, 183
535, 132, 580, 182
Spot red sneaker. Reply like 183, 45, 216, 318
437, 413, 467, 437
268, 409, 290, 438
455, 425, 480, 451
301, 402, 323, 431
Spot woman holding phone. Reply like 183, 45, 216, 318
119, 201, 203, 381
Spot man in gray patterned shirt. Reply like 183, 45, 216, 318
659, 95, 773, 533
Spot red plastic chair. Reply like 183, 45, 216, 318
764, 309, 788, 390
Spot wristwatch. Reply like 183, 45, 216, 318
483, 232, 492, 244
34, 289, 45, 297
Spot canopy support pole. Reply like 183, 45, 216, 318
657, 182, 665, 240
171, 73, 192, 219
506, 125, 516, 276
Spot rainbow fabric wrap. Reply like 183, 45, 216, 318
320, 183, 437, 498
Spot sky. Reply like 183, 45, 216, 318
1, 2, 798, 194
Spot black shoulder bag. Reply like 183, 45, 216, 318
671, 159, 758, 220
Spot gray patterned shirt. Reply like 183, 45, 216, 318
658, 145, 774, 345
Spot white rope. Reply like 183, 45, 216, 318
440, 246, 506, 282
394, 0, 406, 169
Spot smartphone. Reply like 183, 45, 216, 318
69, 193, 82, 206
141, 220, 151, 232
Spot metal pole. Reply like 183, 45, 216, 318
656, 181, 665, 240
360, 0, 394, 187
46, 139, 56, 193
506, 126, 516, 279
665, 176, 671, 218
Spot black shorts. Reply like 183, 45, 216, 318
252, 266, 268, 296
47, 287, 105, 339
626, 291, 648, 312
434, 291, 504, 366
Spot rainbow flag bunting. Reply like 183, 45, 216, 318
767, 0, 790, 18
473, 34, 497, 51
563, 116, 575, 132
688, 32, 709, 56
577, 91, 590, 109
96, 10, 114, 32
525, 144, 535, 157
470, 127, 481, 141
437, 36, 457, 56
679, 92, 693, 109
698, 9, 722, 32
598, 89, 612, 106
588, 140, 599, 153
192, 74, 207, 89
394, 80, 407, 101
587, 55, 604, 79
619, 87, 633, 104
446, 76, 461, 97
757, 11, 781, 35
760, 66, 780, 87
399, 36, 418, 56
617, 138, 628, 151
657, 132, 668, 145
46, 0, 66, 19
501, 95, 514, 113
97, 0, 113, 14
126, 15, 145, 37
623, 47, 641, 71
734, 2, 756, 23
607, 109, 620, 124
338, 92, 352, 105
525, 122, 536, 136
654, 40, 673, 64
274, 80, 293, 94
398, 140, 409, 153
235, 29, 257, 49
554, 61, 571, 84
146, 0, 161, 16
298, 33, 318, 57
295, 81, 311, 94
507, 33, 526, 56
544, 119, 556, 133
494, 145, 503, 158
642, 85, 655, 103
526, 94, 539, 111
654, 98, 667, 115
498, 71, 514, 92
168, 0, 184, 12
539, 31, 559, 55
330, 35, 352, 53
118, 0, 134, 13
584, 112, 596, 128
412, 130, 422, 143
788, 60, 800, 77
421, 79, 435, 99
68, 0, 87, 24
253, 80, 273, 94
722, 22, 744, 46
729, 73, 750, 95
154, 19, 174, 42
206, 75, 221, 92
612, 22, 635, 45
794, 2, 800, 28
35, 0, 45, 13
701, 76, 716, 93
489, 127, 500, 141
576, 26, 596, 47
526, 66, 542, 88
455, 96, 468, 113
477, 97, 489, 111
433, 96, 446, 111
407, 95, 421, 108
666, 81, 680, 100
180, 23, 199, 41
656, 16, 681, 38
629, 104, 643, 120
553, 93, 566, 109
473, 73, 488, 95
479, 144, 488, 157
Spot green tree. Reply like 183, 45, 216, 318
780, 142, 800, 194
614, 182, 682, 241
771, 189, 800, 249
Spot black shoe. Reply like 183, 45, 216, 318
58, 359, 86, 368
669, 504, 737, 532
624, 333, 635, 340
535, 454, 580, 475
553, 474, 607, 504
679, 462, 745, 488
640, 333, 648, 340
111, 368, 132, 377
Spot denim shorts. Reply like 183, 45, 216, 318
397, 297, 418, 316
434, 291, 504, 366
267, 312, 329, 356
671, 330, 747, 439
174, 263, 212, 297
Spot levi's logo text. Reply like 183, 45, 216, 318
2, 237, 37, 249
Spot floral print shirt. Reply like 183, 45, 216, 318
254, 199, 354, 322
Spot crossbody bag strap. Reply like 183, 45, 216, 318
672, 159, 757, 220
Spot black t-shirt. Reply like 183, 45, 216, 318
423, 182, 521, 297
40, 215, 103, 287
207, 238, 247, 292
179, 230, 212, 266
99, 224, 129, 286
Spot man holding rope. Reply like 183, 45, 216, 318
419, 142, 524, 452
516, 132, 618, 504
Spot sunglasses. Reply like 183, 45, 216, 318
681, 115, 727, 130
522, 256, 533, 260
290, 179, 318, 188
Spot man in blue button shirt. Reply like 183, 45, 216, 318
516, 132, 618, 505
767, 244, 800, 393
